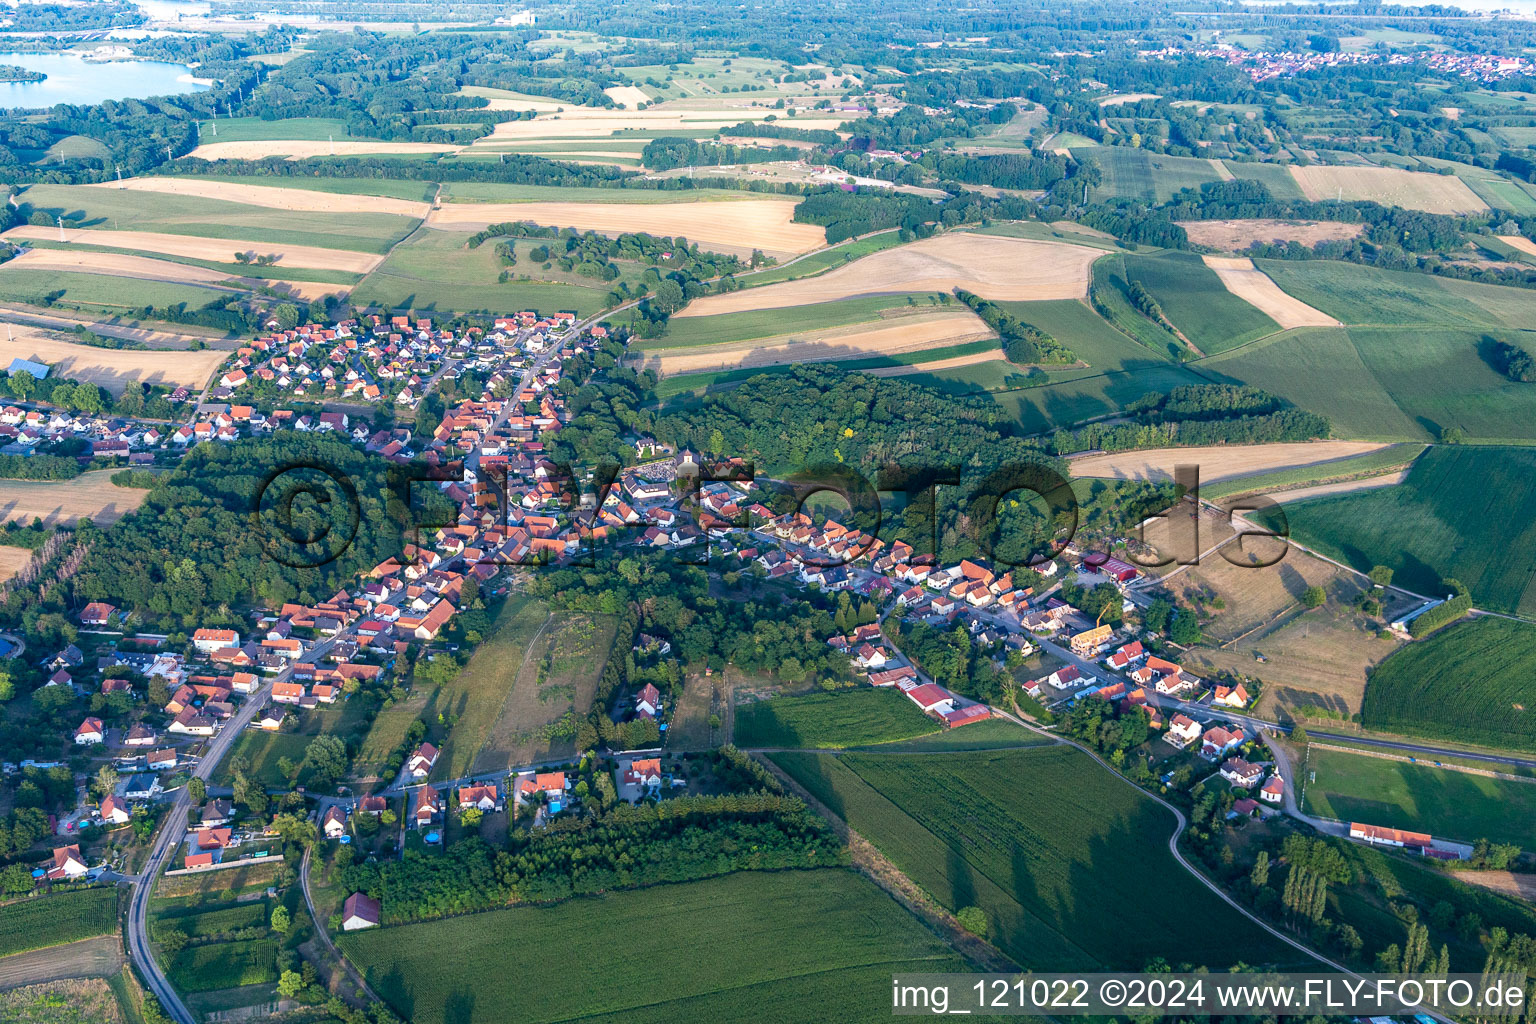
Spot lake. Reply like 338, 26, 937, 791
0, 52, 211, 109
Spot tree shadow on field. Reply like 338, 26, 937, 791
948, 842, 977, 913
1277, 562, 1310, 601
371, 964, 415, 1022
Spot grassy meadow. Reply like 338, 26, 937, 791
350, 228, 616, 315
1302, 745, 1536, 847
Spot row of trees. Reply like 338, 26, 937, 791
339, 795, 843, 923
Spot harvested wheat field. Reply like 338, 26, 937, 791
0, 328, 226, 394
0, 545, 31, 583
868, 350, 1010, 376
92, 177, 430, 217
187, 139, 457, 160
1289, 164, 1487, 215
678, 233, 1100, 317
0, 470, 150, 527
1099, 93, 1161, 106
427, 197, 824, 258
1180, 219, 1364, 251
1498, 235, 1536, 257
643, 309, 995, 375
0, 978, 122, 1021
3, 247, 237, 287
1070, 441, 1388, 483
5, 226, 383, 274
604, 85, 651, 109
1202, 256, 1340, 328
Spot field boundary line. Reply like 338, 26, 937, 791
1310, 741, 1536, 785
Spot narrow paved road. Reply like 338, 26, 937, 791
126, 677, 276, 1024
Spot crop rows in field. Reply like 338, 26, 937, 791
1362, 617, 1536, 752
1120, 251, 1279, 354
165, 938, 279, 992
1276, 446, 1536, 615
151, 901, 267, 941
772, 746, 1305, 971
338, 869, 965, 1024
734, 689, 942, 749
0, 888, 118, 958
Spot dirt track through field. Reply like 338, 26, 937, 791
0, 328, 228, 393
1289, 164, 1487, 215
5, 226, 382, 273
1269, 468, 1409, 504
1202, 256, 1341, 329
426, 197, 824, 257
5, 247, 237, 287
187, 139, 457, 160
0, 937, 124, 990
91, 177, 431, 217
677, 233, 1100, 317
1070, 441, 1389, 483
644, 310, 996, 375
0, 470, 152, 526
1180, 219, 1364, 251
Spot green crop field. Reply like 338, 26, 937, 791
995, 298, 1177, 375
151, 901, 268, 942
1071, 146, 1225, 202
197, 117, 372, 142
1301, 745, 1536, 847
1201, 443, 1426, 500
638, 294, 949, 350
734, 689, 944, 748
1200, 326, 1536, 442
1090, 257, 1187, 360
1223, 161, 1307, 200
339, 870, 967, 1024
18, 184, 421, 254
1360, 617, 1536, 752
1272, 446, 1536, 615
350, 228, 616, 316
1254, 260, 1536, 329
1120, 251, 1279, 354
771, 746, 1307, 970
733, 231, 906, 288
0, 270, 232, 312
165, 939, 279, 992
995, 360, 1205, 435
0, 888, 118, 957
169, 173, 437, 202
